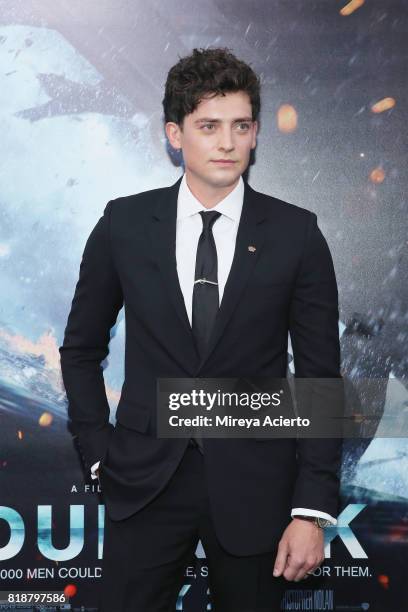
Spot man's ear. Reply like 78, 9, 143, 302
165, 122, 182, 150
251, 120, 258, 149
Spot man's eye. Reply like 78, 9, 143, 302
200, 122, 250, 131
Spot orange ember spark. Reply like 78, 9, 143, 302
371, 97, 396, 113
64, 584, 77, 598
378, 574, 389, 589
340, 0, 365, 16
370, 167, 385, 184
277, 104, 298, 133
39, 412, 53, 427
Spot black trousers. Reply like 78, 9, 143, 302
99, 440, 286, 611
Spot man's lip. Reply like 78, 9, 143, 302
211, 159, 236, 163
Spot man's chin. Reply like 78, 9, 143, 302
205, 170, 242, 188
186, 165, 244, 190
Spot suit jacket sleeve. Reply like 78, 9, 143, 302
289, 212, 343, 519
59, 200, 123, 472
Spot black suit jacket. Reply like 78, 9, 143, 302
59, 175, 342, 555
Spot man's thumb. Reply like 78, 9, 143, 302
273, 541, 288, 577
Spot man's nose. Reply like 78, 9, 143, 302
217, 128, 234, 151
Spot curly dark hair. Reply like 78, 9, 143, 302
162, 47, 261, 127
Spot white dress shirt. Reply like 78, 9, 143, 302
91, 173, 337, 526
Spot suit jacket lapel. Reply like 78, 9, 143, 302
150, 177, 200, 367
196, 180, 268, 371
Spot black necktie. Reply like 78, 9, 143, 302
192, 210, 222, 357
191, 210, 221, 452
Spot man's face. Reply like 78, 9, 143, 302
166, 91, 258, 190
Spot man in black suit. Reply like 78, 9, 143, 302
59, 47, 343, 611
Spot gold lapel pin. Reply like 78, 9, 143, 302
248, 245, 256, 253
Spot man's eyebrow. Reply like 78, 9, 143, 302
194, 117, 253, 124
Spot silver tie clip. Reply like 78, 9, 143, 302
194, 278, 218, 285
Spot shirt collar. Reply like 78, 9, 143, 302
177, 173, 244, 222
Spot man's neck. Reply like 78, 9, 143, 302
185, 170, 240, 209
